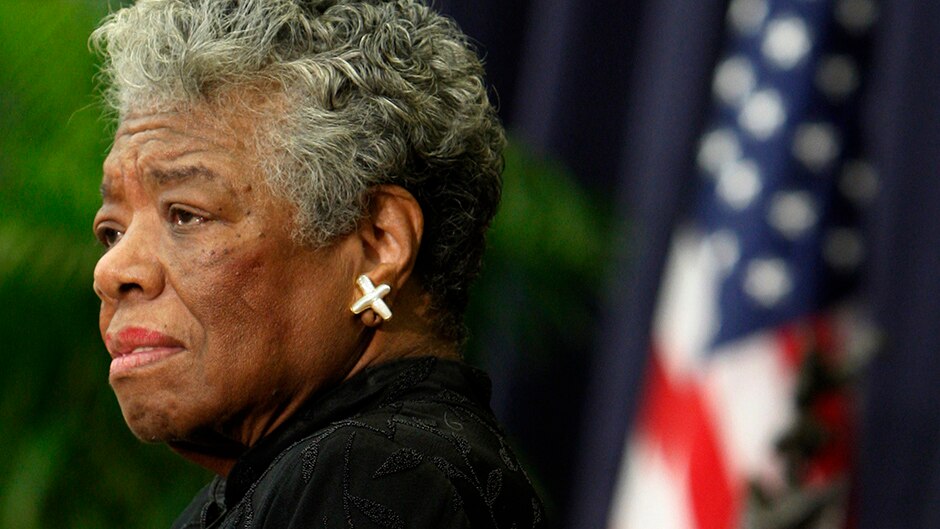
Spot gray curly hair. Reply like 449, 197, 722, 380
91, 0, 505, 343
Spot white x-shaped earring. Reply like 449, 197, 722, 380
350, 275, 392, 321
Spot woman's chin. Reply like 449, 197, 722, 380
114, 412, 178, 442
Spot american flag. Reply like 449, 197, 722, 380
606, 0, 879, 528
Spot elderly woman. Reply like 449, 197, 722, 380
89, 0, 542, 527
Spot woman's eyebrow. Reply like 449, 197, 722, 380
147, 164, 220, 185
99, 164, 231, 201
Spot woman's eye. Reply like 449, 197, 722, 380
97, 227, 124, 249
170, 207, 206, 227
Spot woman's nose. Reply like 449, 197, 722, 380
93, 222, 164, 303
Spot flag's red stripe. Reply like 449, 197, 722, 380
637, 347, 739, 529
638, 347, 698, 464
687, 398, 738, 529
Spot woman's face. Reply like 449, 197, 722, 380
93, 109, 363, 447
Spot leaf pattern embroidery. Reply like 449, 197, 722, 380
485, 469, 503, 506
372, 448, 424, 478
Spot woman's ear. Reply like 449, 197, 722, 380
355, 185, 424, 291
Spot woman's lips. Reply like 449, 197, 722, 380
109, 346, 184, 375
106, 327, 185, 376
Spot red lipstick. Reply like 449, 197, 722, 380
106, 327, 185, 376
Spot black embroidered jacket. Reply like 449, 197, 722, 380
171, 357, 544, 528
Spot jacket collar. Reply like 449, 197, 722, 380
222, 356, 491, 507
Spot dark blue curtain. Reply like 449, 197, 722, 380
439, 1, 940, 527
857, 3, 940, 527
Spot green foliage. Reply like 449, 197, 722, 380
494, 144, 610, 278
465, 143, 613, 365
462, 144, 612, 522
0, 3, 611, 528
0, 3, 209, 528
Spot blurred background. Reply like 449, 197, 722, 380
2, 1, 940, 528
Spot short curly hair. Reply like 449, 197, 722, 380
91, 0, 505, 343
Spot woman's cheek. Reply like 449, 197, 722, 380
176, 237, 273, 321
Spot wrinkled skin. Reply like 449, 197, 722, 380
93, 109, 372, 470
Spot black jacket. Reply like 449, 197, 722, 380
172, 357, 544, 528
